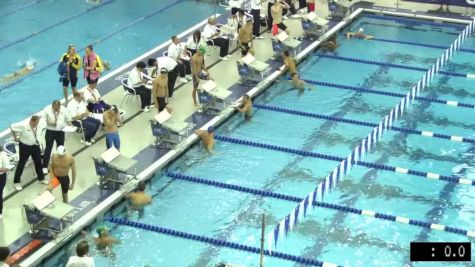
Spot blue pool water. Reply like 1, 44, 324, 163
0, 0, 220, 130
43, 14, 475, 267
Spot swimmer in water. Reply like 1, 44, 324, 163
282, 50, 315, 92
0, 60, 35, 84
95, 226, 119, 251
346, 28, 374, 40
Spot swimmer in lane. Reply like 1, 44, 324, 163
0, 60, 35, 84
95, 226, 119, 251
282, 50, 315, 92
126, 181, 152, 217
234, 94, 253, 121
195, 126, 215, 153
346, 28, 374, 40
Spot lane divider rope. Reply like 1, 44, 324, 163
214, 135, 474, 186
370, 37, 475, 54
253, 103, 475, 144
0, 0, 116, 51
105, 217, 341, 267
301, 79, 475, 110
0, 0, 185, 92
0, 0, 44, 17
364, 13, 467, 30
314, 53, 469, 78
165, 171, 475, 238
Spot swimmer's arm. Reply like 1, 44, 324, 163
195, 130, 204, 136
70, 157, 76, 189
71, 56, 82, 70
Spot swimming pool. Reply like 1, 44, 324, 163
0, 0, 221, 130
42, 14, 475, 267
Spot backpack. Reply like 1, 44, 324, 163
57, 61, 67, 77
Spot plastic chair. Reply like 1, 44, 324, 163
119, 78, 140, 108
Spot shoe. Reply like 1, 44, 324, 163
283, 15, 288, 20
91, 138, 96, 143
42, 168, 49, 174
14, 183, 23, 191
84, 141, 92, 146
39, 180, 49, 185
220, 57, 229, 61
0, 214, 2, 220
179, 77, 188, 83
254, 36, 264, 40
143, 107, 150, 113
169, 97, 173, 100
186, 75, 193, 81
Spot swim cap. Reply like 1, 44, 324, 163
26, 60, 35, 70
207, 126, 214, 133
56, 145, 65, 156
160, 68, 168, 74
198, 46, 207, 55
358, 28, 364, 32
96, 225, 107, 236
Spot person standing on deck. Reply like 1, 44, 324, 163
66, 241, 95, 267
271, 0, 291, 35
10, 116, 47, 191
152, 68, 169, 112
250, 0, 263, 39
238, 19, 254, 57
83, 45, 103, 88
60, 44, 82, 104
0, 147, 10, 219
47, 146, 76, 203
42, 100, 69, 175
191, 46, 210, 107
103, 105, 122, 151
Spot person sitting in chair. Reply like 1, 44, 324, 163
203, 17, 231, 61
83, 83, 110, 113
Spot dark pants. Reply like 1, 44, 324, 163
14, 142, 44, 183
283, 0, 297, 15
207, 38, 229, 58
299, 0, 306, 10
231, 7, 240, 15
130, 85, 151, 109
187, 48, 197, 55
157, 97, 166, 112
168, 66, 179, 97
267, 2, 273, 30
43, 129, 65, 168
251, 9, 261, 36
0, 173, 5, 214
73, 117, 101, 142
177, 60, 191, 77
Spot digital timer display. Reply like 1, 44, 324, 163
410, 242, 471, 261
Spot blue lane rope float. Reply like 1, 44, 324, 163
253, 103, 475, 144
165, 171, 475, 238
213, 135, 475, 186
105, 217, 341, 267
0, 0, 44, 18
0, 0, 185, 93
364, 13, 467, 30
301, 79, 475, 110
370, 37, 475, 54
314, 54, 468, 78
0, 0, 116, 51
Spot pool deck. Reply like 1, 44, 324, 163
1, 0, 474, 266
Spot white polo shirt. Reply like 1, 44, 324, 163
0, 151, 10, 175
251, 0, 262, 10
66, 256, 95, 267
186, 35, 206, 50
0, 262, 10, 267
203, 24, 219, 41
127, 67, 146, 88
10, 120, 46, 146
229, 0, 243, 8
43, 106, 68, 131
167, 42, 181, 60
156, 56, 177, 72
83, 86, 101, 103
67, 99, 88, 119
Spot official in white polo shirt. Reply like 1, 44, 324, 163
203, 17, 230, 60
127, 61, 152, 112
42, 100, 69, 174
167, 35, 192, 83
0, 146, 10, 219
147, 56, 180, 99
67, 92, 101, 146
10, 115, 47, 191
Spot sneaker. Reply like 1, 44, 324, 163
143, 107, 150, 113
39, 180, 49, 185
14, 183, 23, 191
169, 97, 173, 100
179, 77, 188, 83
254, 36, 264, 40
0, 214, 2, 219
91, 138, 96, 143
185, 75, 193, 81
220, 57, 229, 61
84, 141, 92, 146
42, 168, 49, 174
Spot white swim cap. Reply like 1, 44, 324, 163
25, 60, 35, 70
358, 28, 364, 33
56, 145, 66, 156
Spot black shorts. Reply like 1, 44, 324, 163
87, 77, 98, 85
231, 7, 240, 15
241, 42, 250, 56
57, 175, 70, 194
157, 97, 166, 112
277, 22, 287, 31
62, 76, 78, 87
